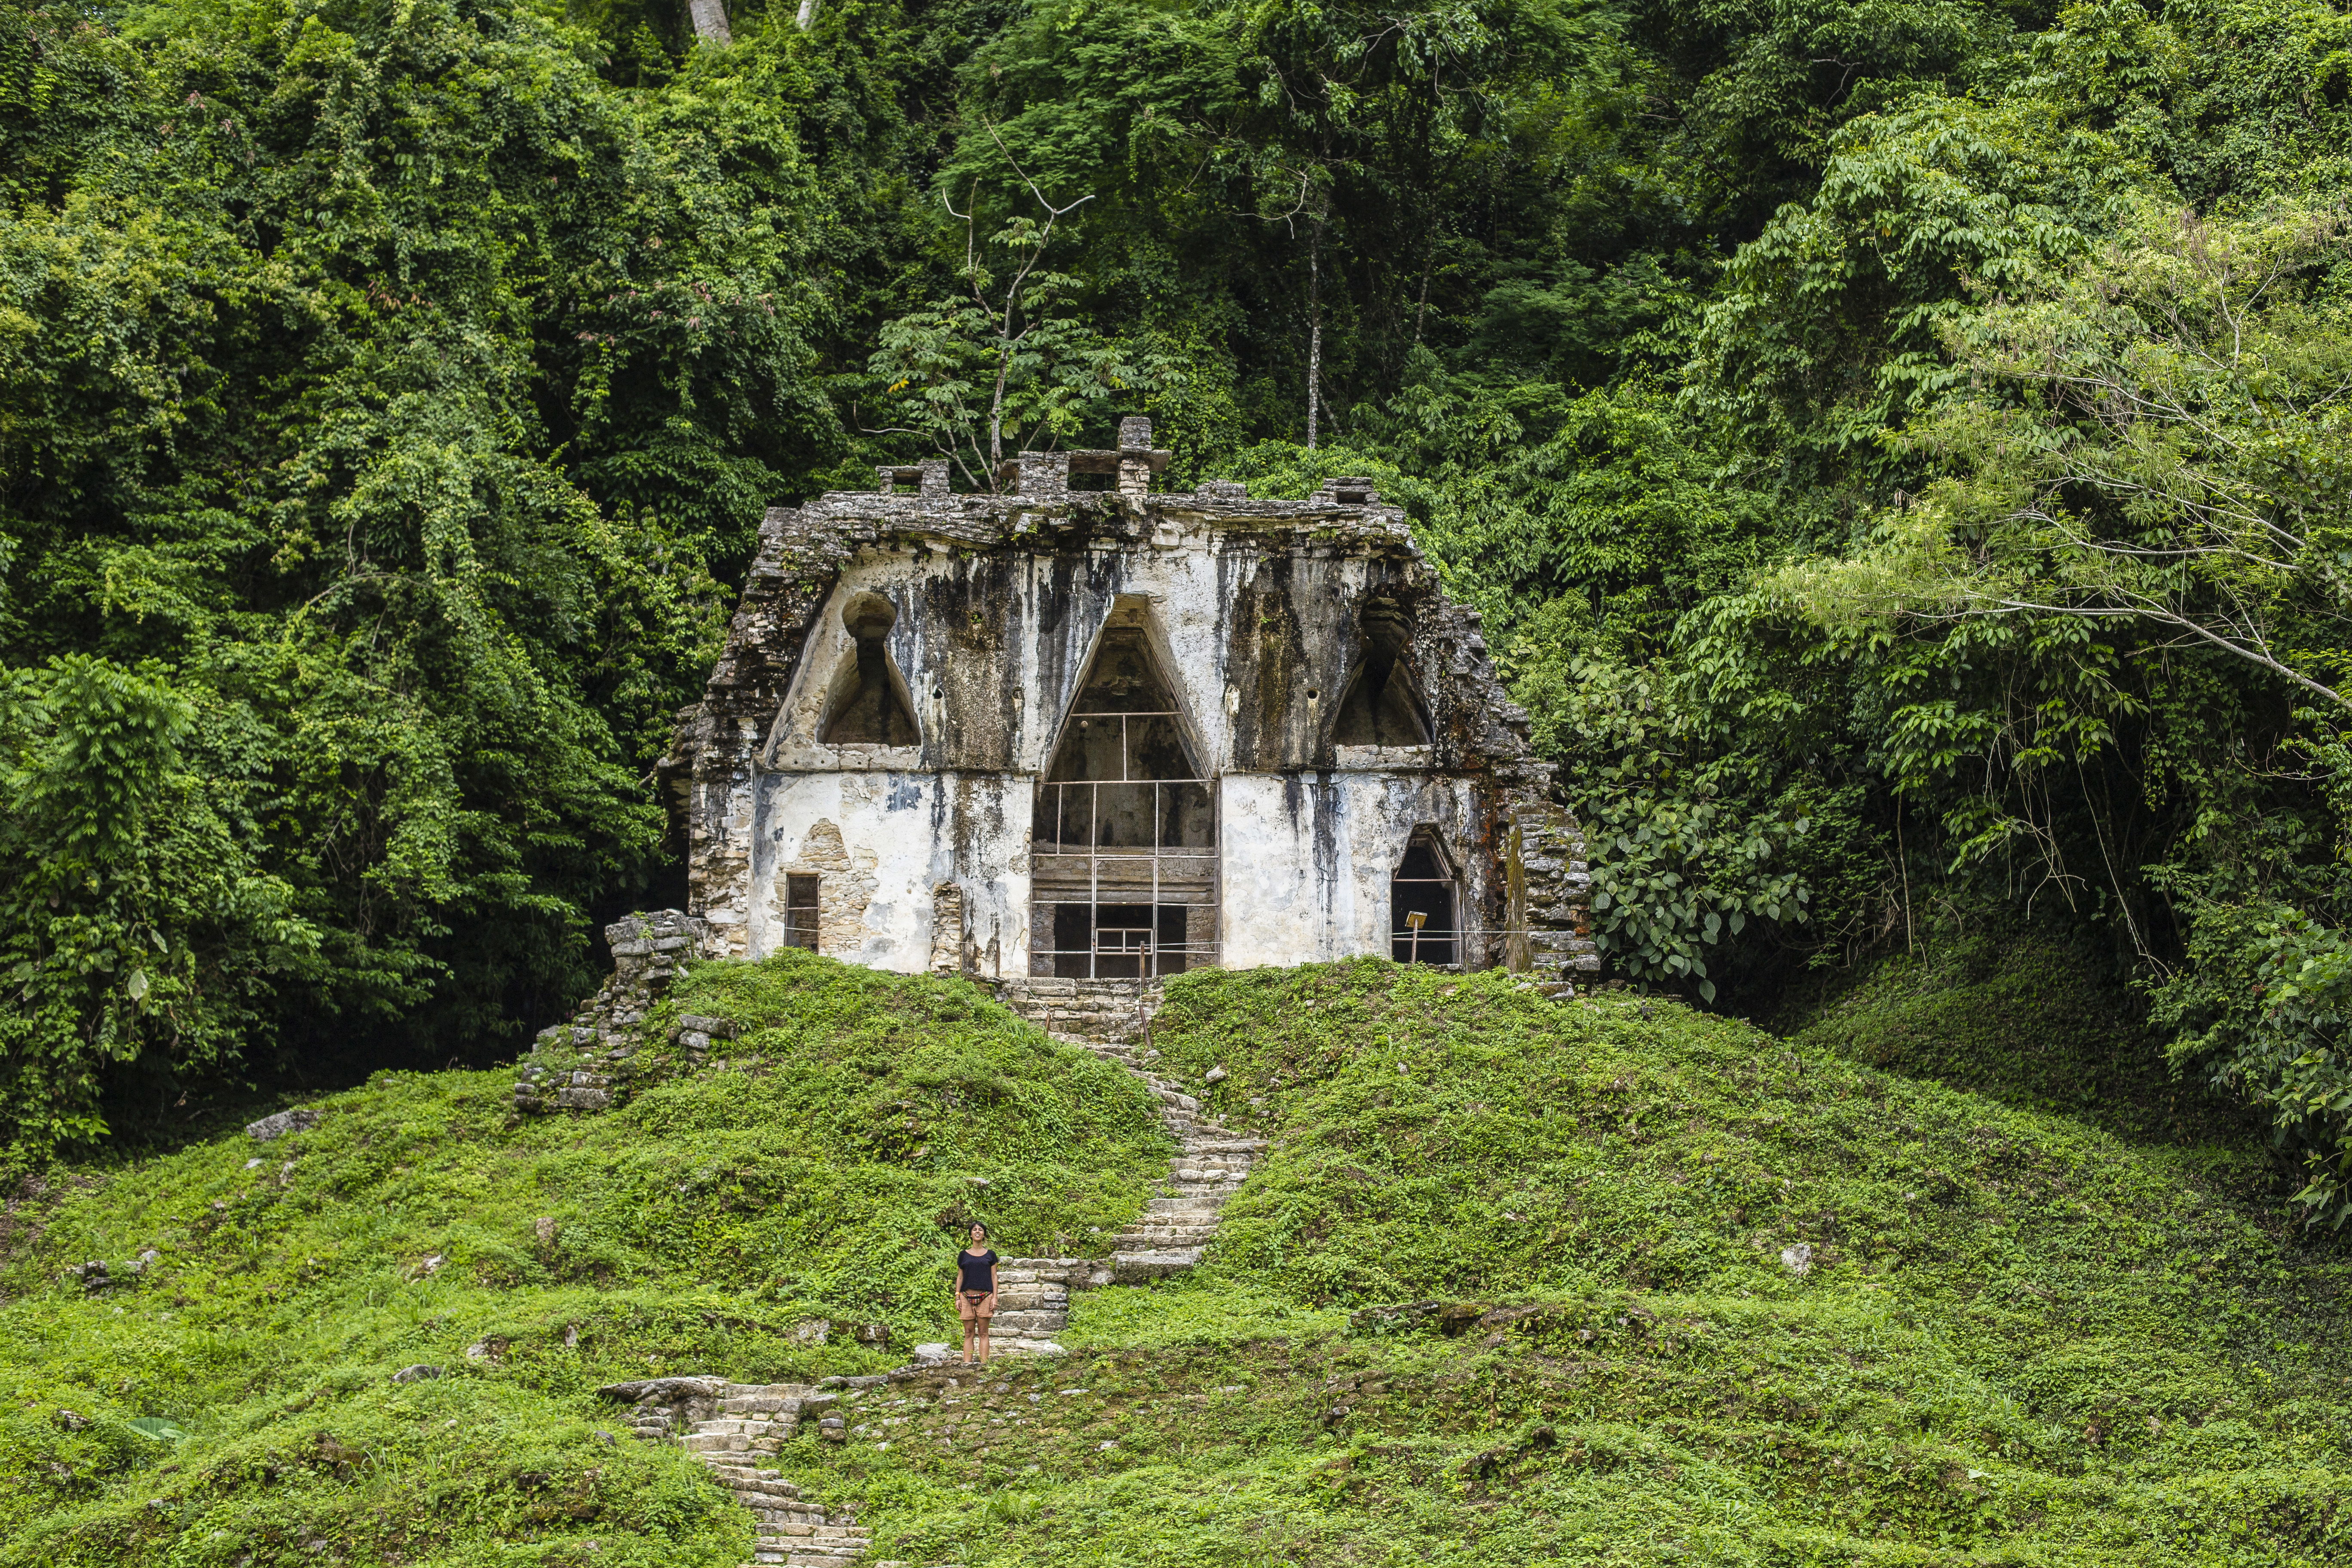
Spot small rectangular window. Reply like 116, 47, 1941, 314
784, 875, 820, 950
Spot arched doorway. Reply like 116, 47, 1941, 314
1029, 609, 1216, 977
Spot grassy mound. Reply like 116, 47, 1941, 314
849, 963, 2352, 1566
0, 953, 1167, 1565
4, 955, 2348, 1566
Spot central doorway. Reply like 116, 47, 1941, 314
1029, 607, 1216, 977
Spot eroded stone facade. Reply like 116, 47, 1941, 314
656, 423, 1598, 987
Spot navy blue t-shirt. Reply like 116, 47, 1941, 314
958, 1249, 998, 1292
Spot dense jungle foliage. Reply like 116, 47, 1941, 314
8, 0, 2352, 1222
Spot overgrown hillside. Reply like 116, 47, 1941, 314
5, 956, 2346, 1565
16, 0, 2352, 1213
0, 955, 1168, 1564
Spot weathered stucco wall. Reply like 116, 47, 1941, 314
760, 536, 1442, 777
1218, 772, 1486, 968
743, 770, 1028, 974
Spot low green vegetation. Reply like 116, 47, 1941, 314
0, 953, 1165, 1564
1782, 918, 2266, 1151
3, 955, 2347, 1564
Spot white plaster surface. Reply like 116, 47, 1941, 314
761, 537, 1401, 774
748, 770, 1033, 975
1217, 773, 1482, 967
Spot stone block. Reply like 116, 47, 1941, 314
245, 1107, 321, 1142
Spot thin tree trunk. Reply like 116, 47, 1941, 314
1413, 249, 1433, 346
1306, 223, 1323, 450
795, 0, 818, 28
686, 0, 731, 43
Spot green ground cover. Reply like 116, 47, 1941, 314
1781, 920, 2263, 1150
3, 954, 2346, 1565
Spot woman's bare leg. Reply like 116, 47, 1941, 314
976, 1318, 991, 1365
961, 1315, 976, 1363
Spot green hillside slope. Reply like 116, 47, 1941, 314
4, 956, 2347, 1566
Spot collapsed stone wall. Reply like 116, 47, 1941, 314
514, 910, 739, 1115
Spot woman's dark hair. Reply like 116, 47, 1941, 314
968, 1221, 987, 1238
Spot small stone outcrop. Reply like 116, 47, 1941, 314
514, 911, 715, 1115
245, 1106, 321, 1141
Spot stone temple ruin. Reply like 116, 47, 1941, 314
652, 417, 1598, 987
515, 423, 1605, 1400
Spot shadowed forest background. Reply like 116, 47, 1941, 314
6, 0, 2352, 1225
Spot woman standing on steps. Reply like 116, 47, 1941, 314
956, 1222, 998, 1366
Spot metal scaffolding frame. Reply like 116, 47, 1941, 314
1030, 709, 1217, 979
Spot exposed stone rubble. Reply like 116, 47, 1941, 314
1506, 798, 1599, 992
244, 1106, 321, 1141
514, 911, 723, 1115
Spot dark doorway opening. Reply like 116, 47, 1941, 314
1390, 830, 1458, 965
783, 874, 820, 950
1048, 903, 1191, 979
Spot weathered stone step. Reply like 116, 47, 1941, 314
1111, 1247, 1203, 1277
1145, 1196, 1224, 1215
756, 1524, 868, 1541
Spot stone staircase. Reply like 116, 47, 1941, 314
601, 1376, 882, 1567
600, 977, 1263, 1568
982, 978, 1264, 1348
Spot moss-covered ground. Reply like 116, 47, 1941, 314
4, 953, 2348, 1565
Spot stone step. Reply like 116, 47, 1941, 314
988, 1298, 1070, 1316
707, 1465, 796, 1485
718, 1475, 811, 1496
985, 1309, 1068, 1334
687, 1439, 784, 1457
720, 1395, 807, 1415
756, 1524, 869, 1541
1111, 1248, 1203, 1278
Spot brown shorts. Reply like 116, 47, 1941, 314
958, 1290, 995, 1321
